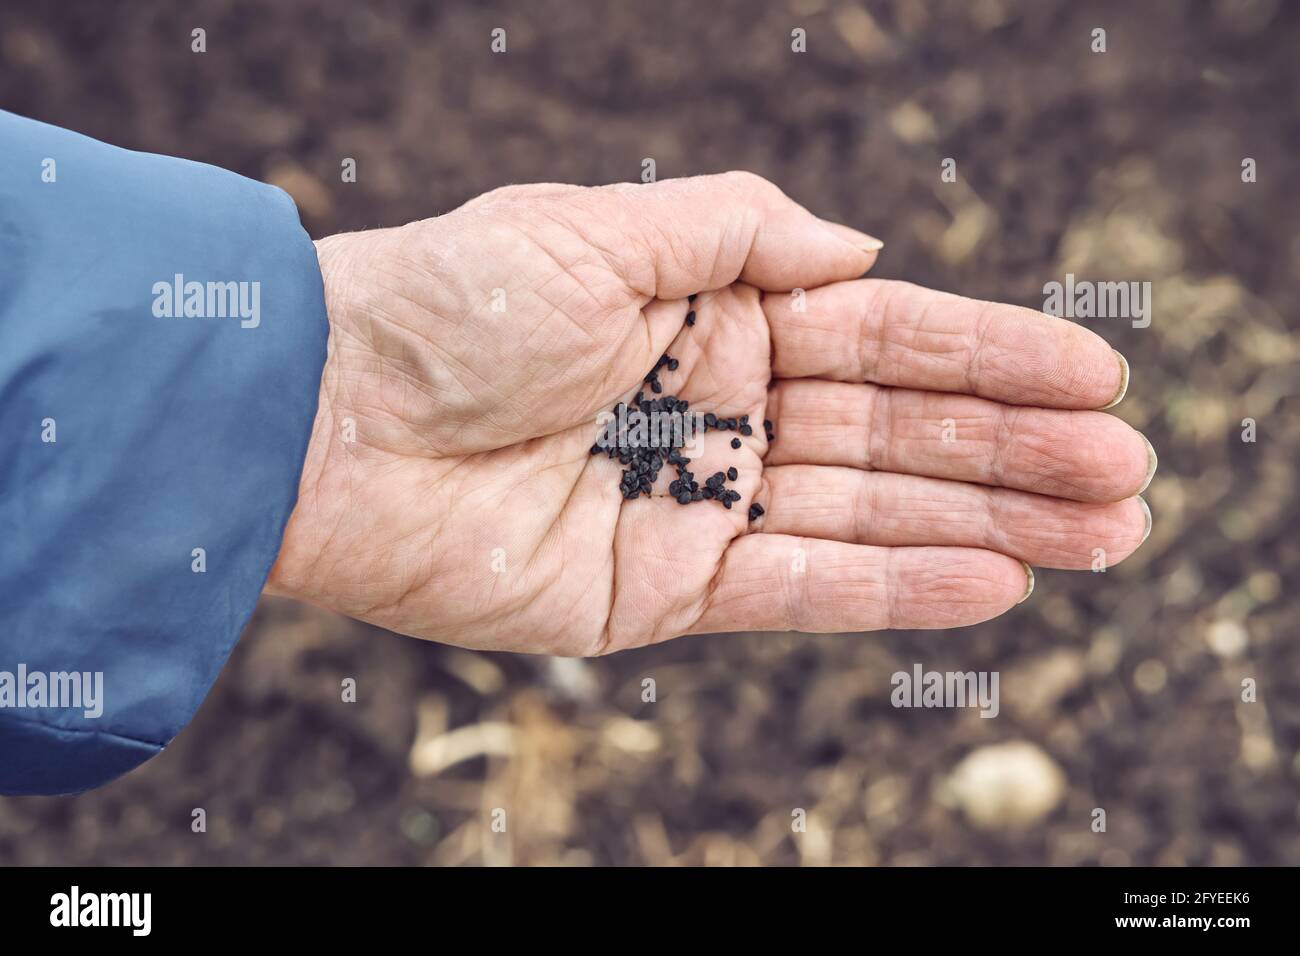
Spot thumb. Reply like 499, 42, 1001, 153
589, 171, 882, 297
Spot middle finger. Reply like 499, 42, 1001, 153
765, 379, 1155, 502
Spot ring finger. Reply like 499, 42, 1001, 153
755, 465, 1151, 570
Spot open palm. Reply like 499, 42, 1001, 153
267, 173, 1153, 656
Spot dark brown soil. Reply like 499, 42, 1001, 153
1, 0, 1298, 865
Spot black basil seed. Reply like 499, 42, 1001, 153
594, 342, 775, 511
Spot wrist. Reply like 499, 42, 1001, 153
264, 236, 352, 602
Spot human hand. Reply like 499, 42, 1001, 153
265, 172, 1154, 656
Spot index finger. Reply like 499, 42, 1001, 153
765, 279, 1129, 410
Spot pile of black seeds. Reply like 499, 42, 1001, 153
588, 294, 774, 521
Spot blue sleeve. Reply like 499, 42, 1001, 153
0, 110, 329, 795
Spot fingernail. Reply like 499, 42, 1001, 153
1137, 495, 1152, 543
1099, 350, 1130, 409
1018, 562, 1035, 604
819, 219, 884, 253
1139, 435, 1158, 494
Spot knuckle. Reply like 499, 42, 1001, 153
719, 169, 780, 200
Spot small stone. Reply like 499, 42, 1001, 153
946, 741, 1066, 830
